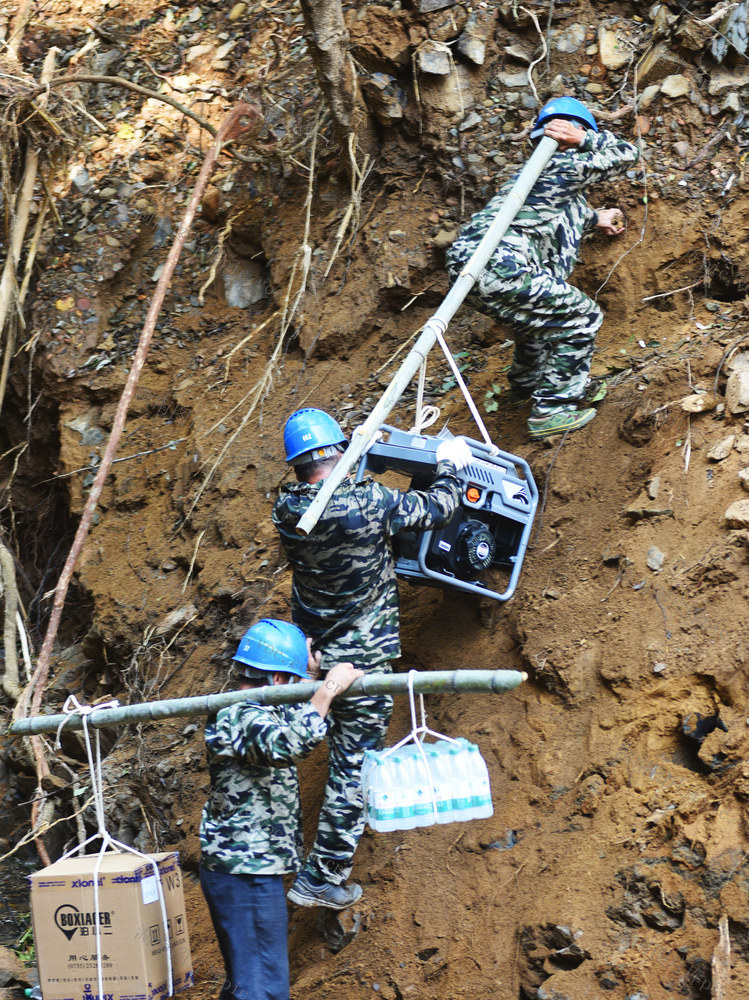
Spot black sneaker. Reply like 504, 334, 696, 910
287, 872, 363, 910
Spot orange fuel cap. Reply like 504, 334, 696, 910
466, 486, 481, 503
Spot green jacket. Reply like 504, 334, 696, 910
272, 463, 461, 668
199, 699, 328, 875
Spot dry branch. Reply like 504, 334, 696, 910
0, 539, 21, 699
712, 914, 731, 1000
0, 48, 57, 419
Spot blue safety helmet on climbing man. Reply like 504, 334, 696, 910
232, 618, 310, 680
530, 97, 598, 140
283, 407, 347, 466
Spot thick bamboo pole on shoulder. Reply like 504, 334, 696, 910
7, 669, 527, 737
296, 135, 558, 536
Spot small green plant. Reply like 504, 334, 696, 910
437, 350, 472, 394
484, 383, 503, 413
14, 923, 35, 965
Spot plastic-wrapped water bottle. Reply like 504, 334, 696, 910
430, 742, 457, 824
390, 752, 417, 829
363, 754, 400, 832
449, 741, 473, 820
362, 738, 493, 832
465, 741, 494, 819
404, 744, 437, 827
361, 749, 377, 828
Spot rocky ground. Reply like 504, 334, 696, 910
2, 0, 749, 998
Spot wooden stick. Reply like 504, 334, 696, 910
711, 913, 730, 1000
642, 279, 702, 302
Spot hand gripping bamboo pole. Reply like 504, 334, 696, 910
296, 135, 558, 536
7, 669, 527, 737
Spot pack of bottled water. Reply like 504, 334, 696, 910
361, 737, 493, 832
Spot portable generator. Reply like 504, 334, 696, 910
355, 425, 538, 602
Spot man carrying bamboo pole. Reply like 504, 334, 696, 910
199, 618, 362, 1000
272, 407, 472, 908
446, 97, 639, 440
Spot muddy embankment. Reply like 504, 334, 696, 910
2, 1, 749, 998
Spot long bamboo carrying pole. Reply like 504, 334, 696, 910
8, 669, 526, 736
296, 135, 558, 536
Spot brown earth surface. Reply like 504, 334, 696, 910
2, 1, 749, 998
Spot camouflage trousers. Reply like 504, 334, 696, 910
302, 662, 393, 885
447, 247, 603, 417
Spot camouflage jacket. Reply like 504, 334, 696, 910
271, 462, 461, 668
449, 129, 639, 281
199, 699, 328, 875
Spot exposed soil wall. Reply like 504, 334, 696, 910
2, 1, 749, 998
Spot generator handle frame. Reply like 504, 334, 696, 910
415, 436, 538, 602
357, 426, 539, 602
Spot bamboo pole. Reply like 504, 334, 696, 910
8, 669, 527, 737
296, 135, 558, 536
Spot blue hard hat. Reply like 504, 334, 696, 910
233, 619, 309, 679
283, 408, 347, 465
530, 97, 598, 140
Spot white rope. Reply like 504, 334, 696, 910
383, 670, 460, 822
407, 320, 497, 448
433, 328, 497, 450
410, 361, 441, 433
55, 696, 174, 999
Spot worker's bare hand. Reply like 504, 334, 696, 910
543, 119, 587, 149
323, 662, 364, 697
306, 637, 323, 680
595, 208, 625, 236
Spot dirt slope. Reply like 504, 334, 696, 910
2, 1, 749, 998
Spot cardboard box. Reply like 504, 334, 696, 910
30, 852, 194, 1000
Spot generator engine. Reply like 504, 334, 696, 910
355, 426, 538, 602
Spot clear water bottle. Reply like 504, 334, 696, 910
412, 745, 438, 828
448, 741, 473, 820
466, 741, 494, 819
361, 749, 377, 827
430, 742, 457, 825
397, 745, 427, 827
391, 752, 417, 829
363, 754, 399, 831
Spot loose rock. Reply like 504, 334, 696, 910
646, 546, 666, 572
725, 499, 749, 528
707, 435, 735, 461
726, 371, 749, 415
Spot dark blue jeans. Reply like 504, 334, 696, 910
199, 865, 289, 1000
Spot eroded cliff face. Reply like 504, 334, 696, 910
2, 0, 749, 996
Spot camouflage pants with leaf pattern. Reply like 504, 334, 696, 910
302, 662, 393, 885
448, 248, 603, 417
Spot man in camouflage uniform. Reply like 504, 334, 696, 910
199, 618, 362, 1000
272, 408, 472, 908
446, 96, 639, 440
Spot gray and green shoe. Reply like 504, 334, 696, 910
527, 407, 597, 440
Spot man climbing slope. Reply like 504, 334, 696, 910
272, 407, 472, 908
446, 96, 639, 440
199, 618, 362, 1000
